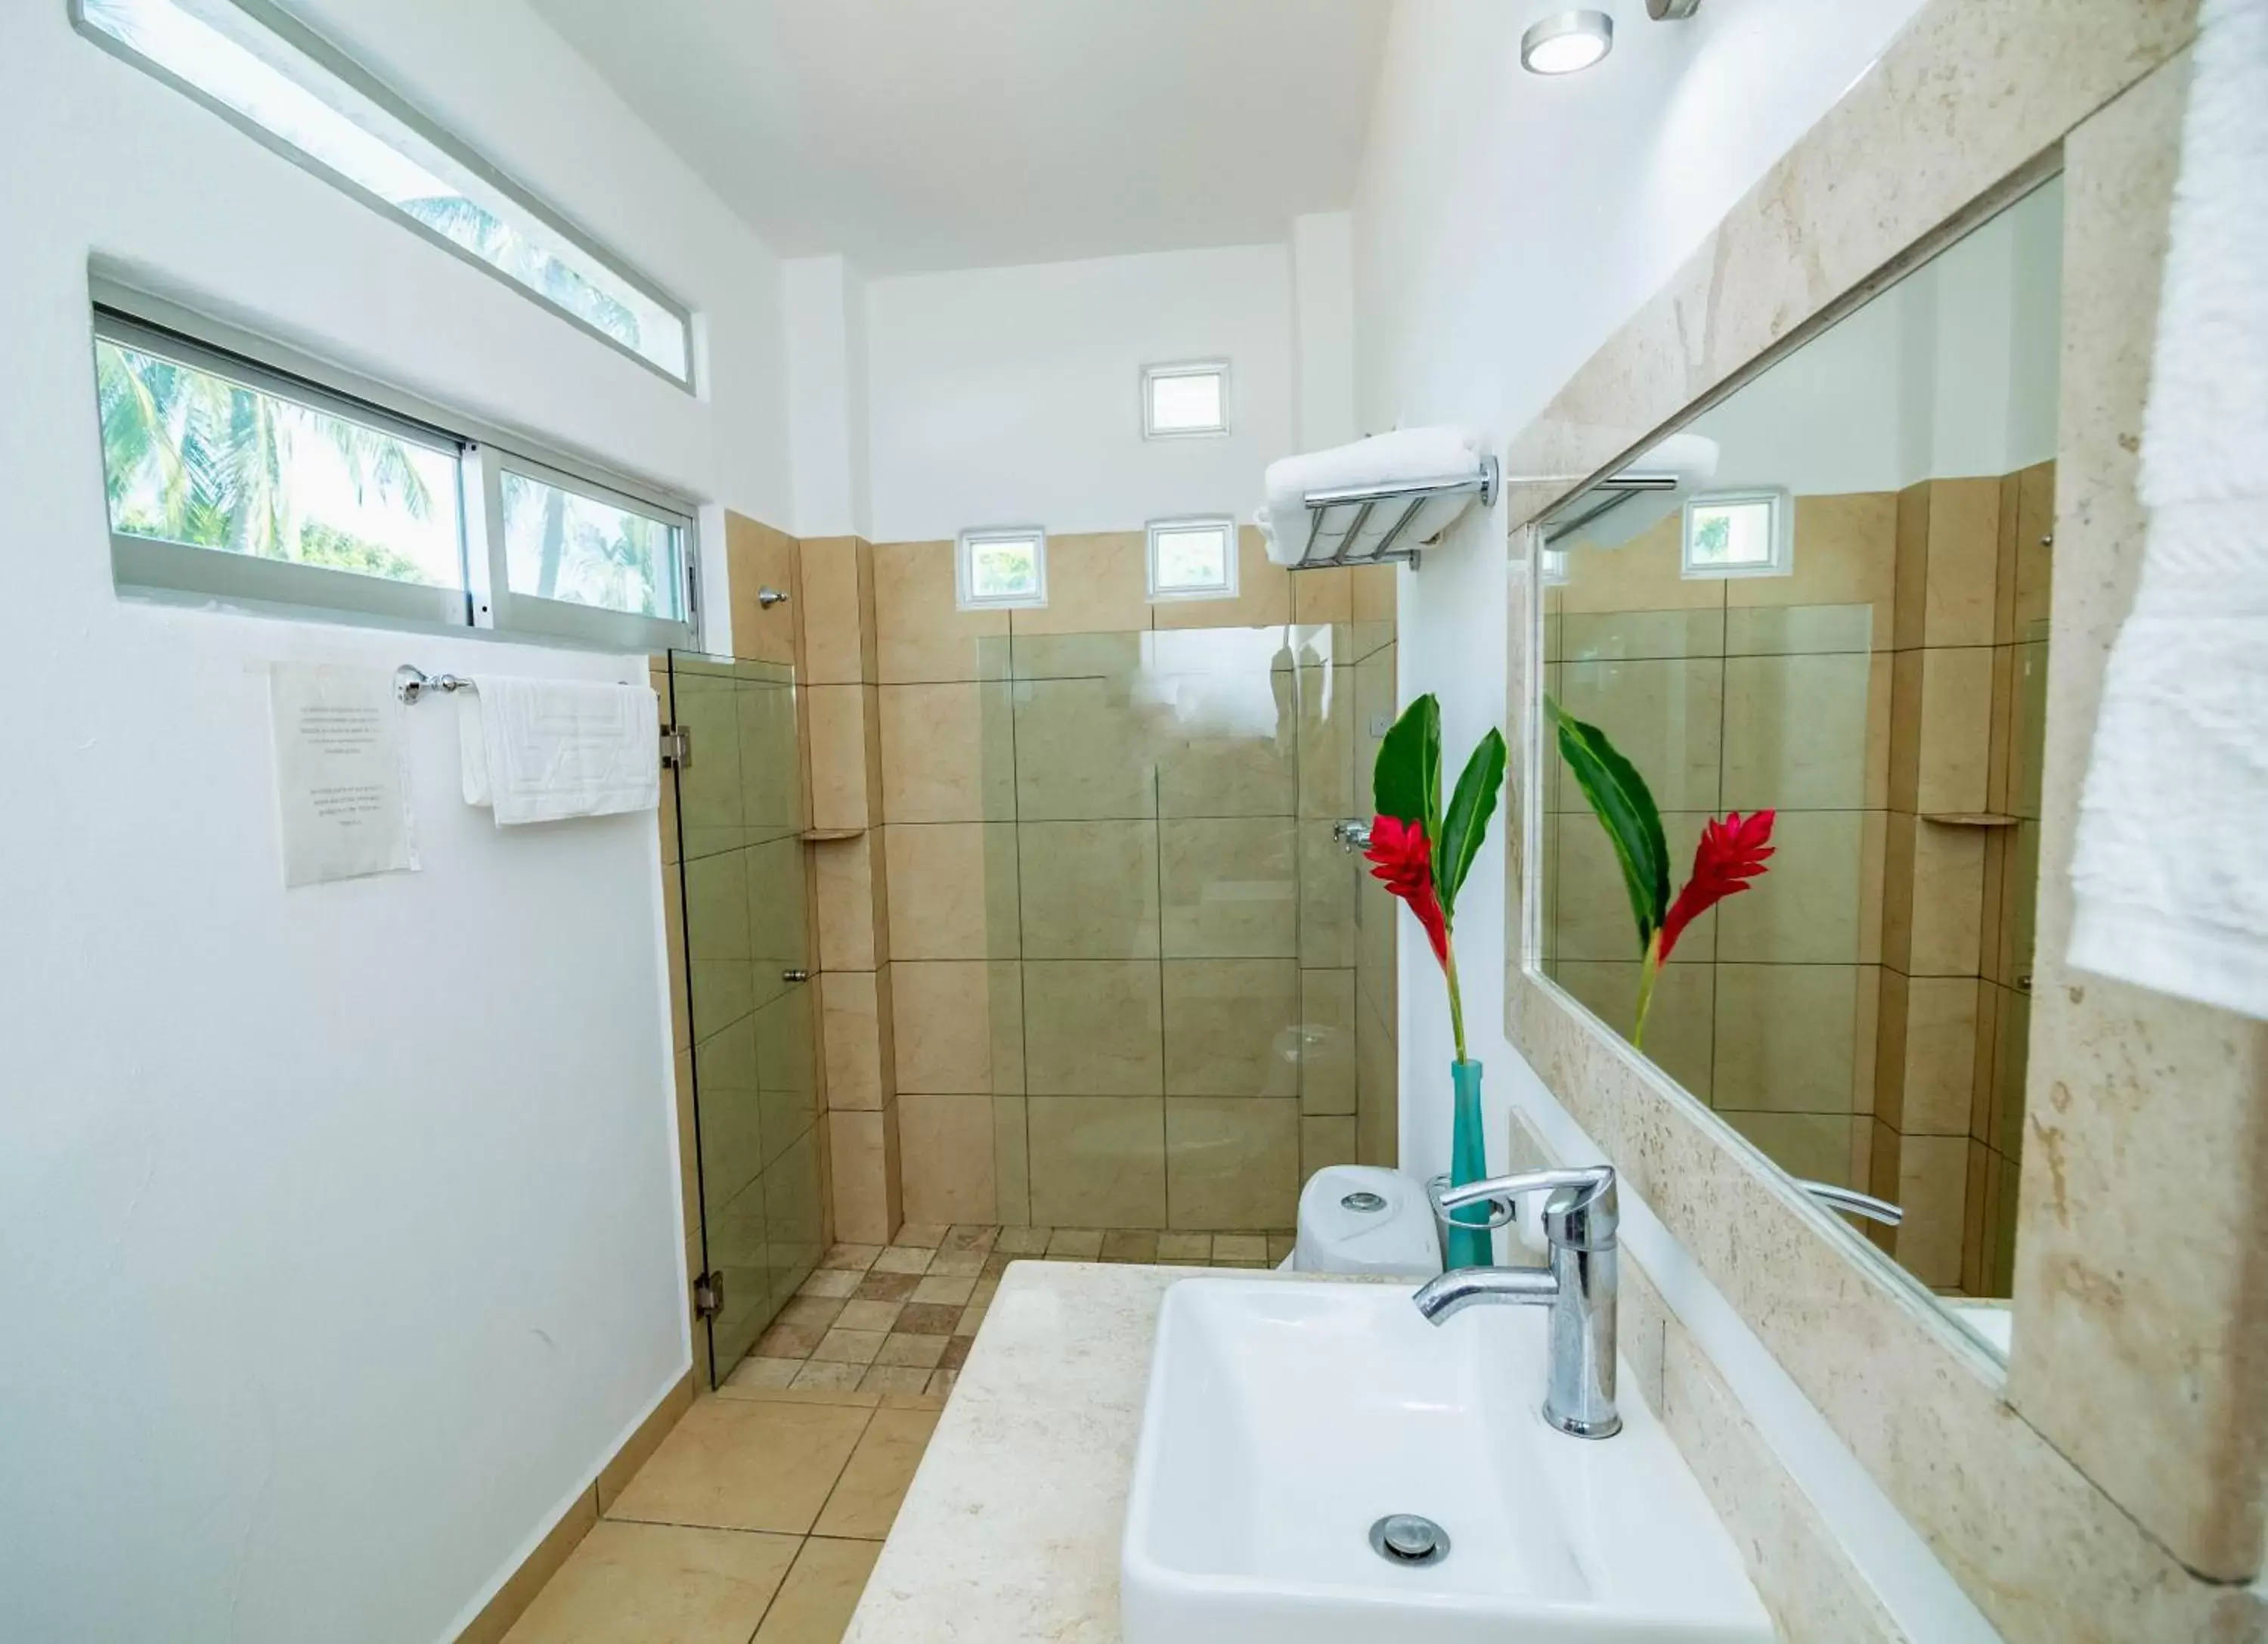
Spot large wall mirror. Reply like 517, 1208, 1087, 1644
1530, 174, 2063, 1353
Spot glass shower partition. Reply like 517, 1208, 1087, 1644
665, 650, 825, 1386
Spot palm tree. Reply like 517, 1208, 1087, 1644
97, 339, 438, 582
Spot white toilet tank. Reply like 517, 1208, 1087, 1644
1291, 1165, 1443, 1276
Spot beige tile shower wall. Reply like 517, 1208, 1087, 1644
798, 535, 904, 1248
1543, 497, 1895, 1193
872, 530, 1399, 1227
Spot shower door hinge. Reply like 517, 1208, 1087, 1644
693, 1270, 726, 1321
660, 724, 692, 770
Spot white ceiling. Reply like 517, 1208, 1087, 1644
523, 0, 1394, 275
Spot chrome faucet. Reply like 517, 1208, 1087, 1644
1411, 1166, 1621, 1440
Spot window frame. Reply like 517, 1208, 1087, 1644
1141, 360, 1232, 439
1145, 515, 1240, 603
71, 0, 696, 390
954, 526, 1049, 611
1680, 486, 1793, 579
92, 280, 700, 653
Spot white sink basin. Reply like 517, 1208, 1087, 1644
1121, 1278, 1773, 1644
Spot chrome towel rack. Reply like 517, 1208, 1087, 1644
1295, 454, 1500, 572
393, 664, 473, 705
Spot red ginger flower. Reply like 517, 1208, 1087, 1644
1659, 810, 1776, 962
1364, 815, 1451, 968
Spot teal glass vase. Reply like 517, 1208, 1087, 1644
1444, 1059, 1492, 1270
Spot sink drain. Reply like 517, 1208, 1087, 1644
1340, 1190, 1388, 1213
1368, 1513, 1451, 1568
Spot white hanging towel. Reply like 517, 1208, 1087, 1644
458, 676, 661, 826
2068, 0, 2268, 1017
1258, 427, 1487, 567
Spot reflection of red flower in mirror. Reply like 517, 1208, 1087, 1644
1659, 810, 1776, 963
1362, 815, 1449, 967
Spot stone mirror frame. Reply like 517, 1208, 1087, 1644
1496, 4, 2264, 1640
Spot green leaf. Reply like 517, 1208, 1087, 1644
1437, 728, 1506, 916
1546, 696, 1671, 949
1372, 693, 1442, 845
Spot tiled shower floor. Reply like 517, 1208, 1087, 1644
723, 1221, 1296, 1401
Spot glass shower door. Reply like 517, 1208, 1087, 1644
667, 650, 824, 1386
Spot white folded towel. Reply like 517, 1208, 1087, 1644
459, 675, 661, 827
1258, 427, 1488, 567
2068, 0, 2268, 1018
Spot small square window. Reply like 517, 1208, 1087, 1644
1143, 361, 1229, 438
1539, 545, 1570, 586
1681, 489, 1792, 579
956, 527, 1047, 610
1146, 516, 1238, 602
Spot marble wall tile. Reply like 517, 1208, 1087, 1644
1021, 960, 1165, 1097
1715, 811, 1866, 964
805, 684, 873, 833
1296, 664, 1356, 820
1915, 647, 1995, 815
799, 535, 871, 686
891, 960, 1009, 1096
1026, 1097, 1167, 1227
829, 1107, 900, 1247
1561, 606, 1727, 662
1922, 479, 2004, 648
1300, 1115, 1358, 1179
1163, 1097, 1300, 1230
1732, 492, 1900, 638
1712, 963, 1861, 1115
1012, 676, 1160, 820
1291, 565, 1352, 625
1718, 1110, 1856, 1190
1905, 820, 1985, 977
820, 969, 886, 1112
812, 833, 886, 972
993, 1095, 1031, 1226
1894, 1133, 1969, 1288
1017, 820, 1161, 960
727, 512, 802, 669
898, 1093, 997, 1227
1162, 958, 1300, 1098
1552, 811, 1715, 961
1010, 532, 1149, 636
878, 681, 1015, 822
872, 540, 1011, 684
881, 824, 1020, 960
1548, 958, 1714, 1103
1720, 652, 1873, 811
1555, 656, 1725, 811
1299, 826, 1359, 969
1298, 966, 1359, 1115
1155, 670, 1298, 818
1160, 818, 1300, 957
1900, 976, 1980, 1136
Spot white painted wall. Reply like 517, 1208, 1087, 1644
1687, 175, 2065, 498
783, 254, 875, 539
0, 3, 792, 1640
1351, 2, 2006, 1635
863, 242, 1301, 541
1292, 211, 1361, 451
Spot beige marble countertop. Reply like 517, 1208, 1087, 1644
840, 1260, 1204, 1643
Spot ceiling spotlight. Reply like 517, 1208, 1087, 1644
1521, 10, 1615, 76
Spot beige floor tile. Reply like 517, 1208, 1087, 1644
854, 1269, 921, 1302
925, 1249, 986, 1276
813, 1407, 941, 1539
894, 1224, 950, 1248
925, 1368, 959, 1398
942, 1225, 999, 1254
774, 1295, 846, 1332
856, 1363, 934, 1397
1155, 1232, 1212, 1261
956, 1302, 989, 1335
993, 1226, 1052, 1255
603, 1398, 871, 1536
875, 1332, 949, 1369
503, 1520, 798, 1644
751, 1536, 883, 1644
723, 1357, 802, 1394
1267, 1233, 1296, 1264
1046, 1227, 1108, 1258
811, 1327, 888, 1366
754, 1320, 829, 1360
796, 1267, 862, 1300
869, 1246, 934, 1276
788, 1361, 869, 1394
1212, 1234, 1266, 1261
1100, 1230, 1159, 1263
894, 1301, 962, 1336
821, 1243, 881, 1271
720, 1382, 881, 1413
909, 1273, 977, 1306
833, 1299, 904, 1334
